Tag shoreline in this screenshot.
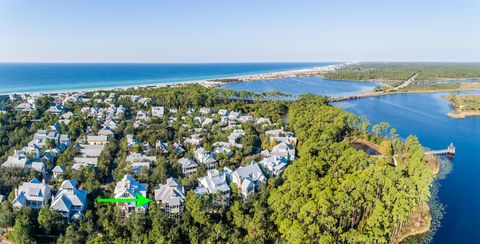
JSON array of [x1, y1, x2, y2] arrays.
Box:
[[447, 111, 480, 118], [0, 63, 346, 96], [442, 94, 480, 118]]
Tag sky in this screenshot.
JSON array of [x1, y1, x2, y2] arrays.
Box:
[[0, 0, 479, 63]]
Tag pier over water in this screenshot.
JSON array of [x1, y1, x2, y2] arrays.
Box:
[[425, 143, 456, 156]]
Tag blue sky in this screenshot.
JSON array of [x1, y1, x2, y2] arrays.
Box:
[[0, 0, 479, 62]]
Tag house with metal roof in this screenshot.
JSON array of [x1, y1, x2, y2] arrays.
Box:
[[50, 180, 87, 220], [178, 157, 198, 177], [12, 178, 52, 210], [114, 174, 148, 218], [194, 147, 217, 170], [194, 169, 231, 206], [154, 178, 185, 216], [231, 163, 266, 198]]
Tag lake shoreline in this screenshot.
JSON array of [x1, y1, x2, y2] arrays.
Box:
[[442, 94, 480, 118]]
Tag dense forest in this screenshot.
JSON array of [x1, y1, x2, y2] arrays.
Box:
[[324, 63, 480, 81], [0, 85, 434, 243]]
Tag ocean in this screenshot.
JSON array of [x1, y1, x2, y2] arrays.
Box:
[[0, 62, 335, 94]]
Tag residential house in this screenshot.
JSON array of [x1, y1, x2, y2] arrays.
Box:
[[228, 111, 241, 120], [72, 157, 98, 171], [231, 163, 266, 198], [87, 135, 110, 145], [154, 178, 185, 216], [259, 155, 289, 176], [199, 107, 211, 115], [15, 102, 36, 112], [48, 104, 65, 114], [114, 175, 148, 218], [238, 115, 253, 123], [12, 178, 52, 210], [212, 142, 234, 157], [126, 135, 141, 150], [173, 143, 186, 155], [80, 144, 105, 158], [98, 127, 115, 137], [2, 153, 29, 168], [59, 111, 74, 125], [202, 118, 214, 127], [126, 152, 156, 175], [152, 106, 165, 117], [271, 142, 296, 161], [185, 134, 203, 147], [255, 117, 272, 125], [194, 169, 231, 206], [136, 110, 151, 121], [217, 109, 229, 116], [228, 129, 245, 145], [155, 139, 169, 154], [178, 157, 198, 177], [52, 165, 66, 179], [194, 147, 217, 170], [50, 180, 87, 220]]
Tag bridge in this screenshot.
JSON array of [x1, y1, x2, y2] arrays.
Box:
[[425, 143, 456, 156], [330, 92, 380, 102], [330, 72, 419, 103]]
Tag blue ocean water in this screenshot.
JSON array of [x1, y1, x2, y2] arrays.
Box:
[[0, 62, 335, 94]]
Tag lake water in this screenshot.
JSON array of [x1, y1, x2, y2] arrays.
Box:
[[222, 76, 379, 97], [337, 92, 480, 243], [0, 62, 335, 94], [225, 77, 480, 243]]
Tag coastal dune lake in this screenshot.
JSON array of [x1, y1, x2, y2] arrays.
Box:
[[337, 92, 480, 243], [226, 77, 480, 243], [221, 76, 379, 97]]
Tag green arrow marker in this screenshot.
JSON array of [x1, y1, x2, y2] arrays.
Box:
[[97, 192, 152, 208]]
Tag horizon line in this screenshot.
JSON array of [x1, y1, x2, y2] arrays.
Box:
[[0, 61, 479, 64]]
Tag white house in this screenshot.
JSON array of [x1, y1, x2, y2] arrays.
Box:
[[217, 109, 229, 116], [231, 163, 266, 198], [152, 106, 165, 117], [72, 157, 98, 171], [15, 102, 36, 112], [12, 178, 52, 210], [136, 110, 151, 121], [98, 127, 115, 136], [114, 175, 148, 218], [194, 169, 231, 206], [154, 178, 185, 216], [194, 147, 217, 170], [178, 157, 198, 177], [174, 142, 186, 154], [50, 180, 87, 220], [271, 142, 296, 161], [199, 107, 211, 115], [126, 152, 156, 175], [52, 165, 66, 179], [259, 155, 289, 176], [87, 135, 110, 145], [185, 134, 203, 147]]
